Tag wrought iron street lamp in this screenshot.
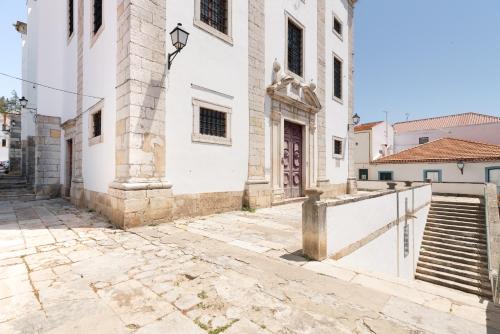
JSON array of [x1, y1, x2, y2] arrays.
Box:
[[168, 23, 190, 70], [457, 161, 465, 175], [352, 113, 361, 126], [19, 96, 38, 123]]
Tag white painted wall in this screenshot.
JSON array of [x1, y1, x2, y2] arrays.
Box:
[[324, 0, 350, 184], [326, 185, 432, 280], [394, 122, 500, 153], [354, 122, 394, 179], [368, 161, 500, 184], [165, 0, 249, 195]]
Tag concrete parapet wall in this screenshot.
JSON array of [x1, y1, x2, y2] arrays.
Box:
[[485, 183, 500, 304], [302, 185, 432, 280]]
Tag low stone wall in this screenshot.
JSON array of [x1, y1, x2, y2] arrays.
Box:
[[173, 191, 243, 220], [358, 180, 484, 196], [485, 183, 500, 304], [303, 185, 432, 280]]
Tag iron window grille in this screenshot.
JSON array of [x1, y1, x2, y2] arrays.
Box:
[[287, 20, 303, 77], [200, 108, 226, 137], [200, 0, 228, 34], [333, 56, 342, 100], [333, 16, 342, 36], [68, 0, 74, 37], [93, 0, 103, 35], [92, 111, 102, 138], [334, 139, 343, 155]]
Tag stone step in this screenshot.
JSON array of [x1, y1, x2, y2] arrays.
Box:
[[432, 201, 484, 208], [421, 239, 487, 255], [423, 234, 486, 249], [424, 230, 486, 244], [426, 222, 486, 239], [419, 249, 487, 267], [416, 265, 491, 288], [429, 207, 484, 217], [426, 221, 486, 234], [427, 216, 485, 228], [417, 260, 488, 281], [417, 255, 489, 276], [415, 272, 492, 298], [428, 212, 485, 223], [421, 244, 488, 261]]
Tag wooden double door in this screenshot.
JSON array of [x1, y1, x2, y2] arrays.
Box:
[[283, 121, 303, 199]]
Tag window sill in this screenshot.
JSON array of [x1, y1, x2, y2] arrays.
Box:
[[285, 69, 305, 83], [90, 25, 104, 49], [193, 19, 233, 46], [333, 30, 343, 41], [192, 133, 231, 146], [67, 32, 75, 46], [89, 135, 103, 146], [333, 95, 344, 105]]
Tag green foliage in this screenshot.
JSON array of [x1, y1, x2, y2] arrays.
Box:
[[0, 90, 21, 114]]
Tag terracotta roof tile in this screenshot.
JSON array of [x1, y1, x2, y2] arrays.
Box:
[[393, 112, 500, 133], [372, 138, 500, 164], [354, 121, 383, 132]]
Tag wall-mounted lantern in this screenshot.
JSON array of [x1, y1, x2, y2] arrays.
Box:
[[168, 23, 190, 70], [352, 113, 361, 126], [457, 161, 465, 175], [19, 96, 38, 123]]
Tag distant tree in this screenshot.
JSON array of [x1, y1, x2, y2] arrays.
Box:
[[6, 90, 20, 114], [0, 97, 6, 114]]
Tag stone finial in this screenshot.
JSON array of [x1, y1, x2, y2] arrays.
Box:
[[272, 59, 281, 85], [387, 182, 397, 190], [404, 181, 413, 187], [309, 80, 316, 92], [305, 188, 324, 202]]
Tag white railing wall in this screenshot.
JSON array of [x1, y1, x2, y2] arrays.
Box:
[[302, 185, 432, 280]]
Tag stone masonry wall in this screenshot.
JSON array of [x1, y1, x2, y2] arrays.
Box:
[[9, 114, 22, 176], [35, 115, 61, 198]]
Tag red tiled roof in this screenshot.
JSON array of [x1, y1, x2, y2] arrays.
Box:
[[354, 121, 383, 132], [393, 112, 500, 133], [372, 138, 500, 164]]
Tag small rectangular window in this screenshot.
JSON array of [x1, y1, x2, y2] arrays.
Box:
[[1, 139, 6, 147], [333, 16, 342, 37], [334, 139, 342, 155], [92, 110, 102, 138], [419, 137, 429, 144], [93, 0, 103, 35], [379, 172, 393, 181], [200, 108, 226, 137], [287, 19, 303, 77], [359, 169, 368, 180], [200, 0, 228, 34], [68, 0, 74, 37], [333, 56, 343, 100]]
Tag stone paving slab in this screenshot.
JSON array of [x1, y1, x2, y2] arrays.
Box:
[[0, 198, 498, 334]]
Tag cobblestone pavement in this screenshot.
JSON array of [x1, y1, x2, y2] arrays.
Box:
[[0, 199, 498, 334]]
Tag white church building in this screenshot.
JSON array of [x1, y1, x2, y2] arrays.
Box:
[[18, 0, 357, 228]]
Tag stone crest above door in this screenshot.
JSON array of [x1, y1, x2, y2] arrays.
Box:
[[267, 60, 322, 114]]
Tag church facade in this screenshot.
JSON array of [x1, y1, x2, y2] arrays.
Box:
[[20, 0, 357, 228]]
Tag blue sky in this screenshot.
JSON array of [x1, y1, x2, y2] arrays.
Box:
[[0, 0, 25, 99], [0, 1, 499, 123]]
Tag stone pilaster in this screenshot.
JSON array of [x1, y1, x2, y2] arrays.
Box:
[[316, 0, 329, 189], [71, 0, 85, 207], [109, 0, 172, 229], [244, 0, 271, 208], [8, 114, 22, 176], [346, 1, 357, 194]]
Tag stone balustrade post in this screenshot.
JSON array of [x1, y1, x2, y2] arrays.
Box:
[[302, 188, 327, 261]]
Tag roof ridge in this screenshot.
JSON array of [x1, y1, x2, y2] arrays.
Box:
[[393, 112, 500, 126]]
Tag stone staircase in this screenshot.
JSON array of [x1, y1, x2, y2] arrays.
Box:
[[416, 199, 492, 299], [0, 175, 36, 201]]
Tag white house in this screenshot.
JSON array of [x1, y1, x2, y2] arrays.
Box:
[[353, 121, 394, 180], [369, 138, 500, 194], [393, 112, 500, 153], [19, 0, 358, 228]]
